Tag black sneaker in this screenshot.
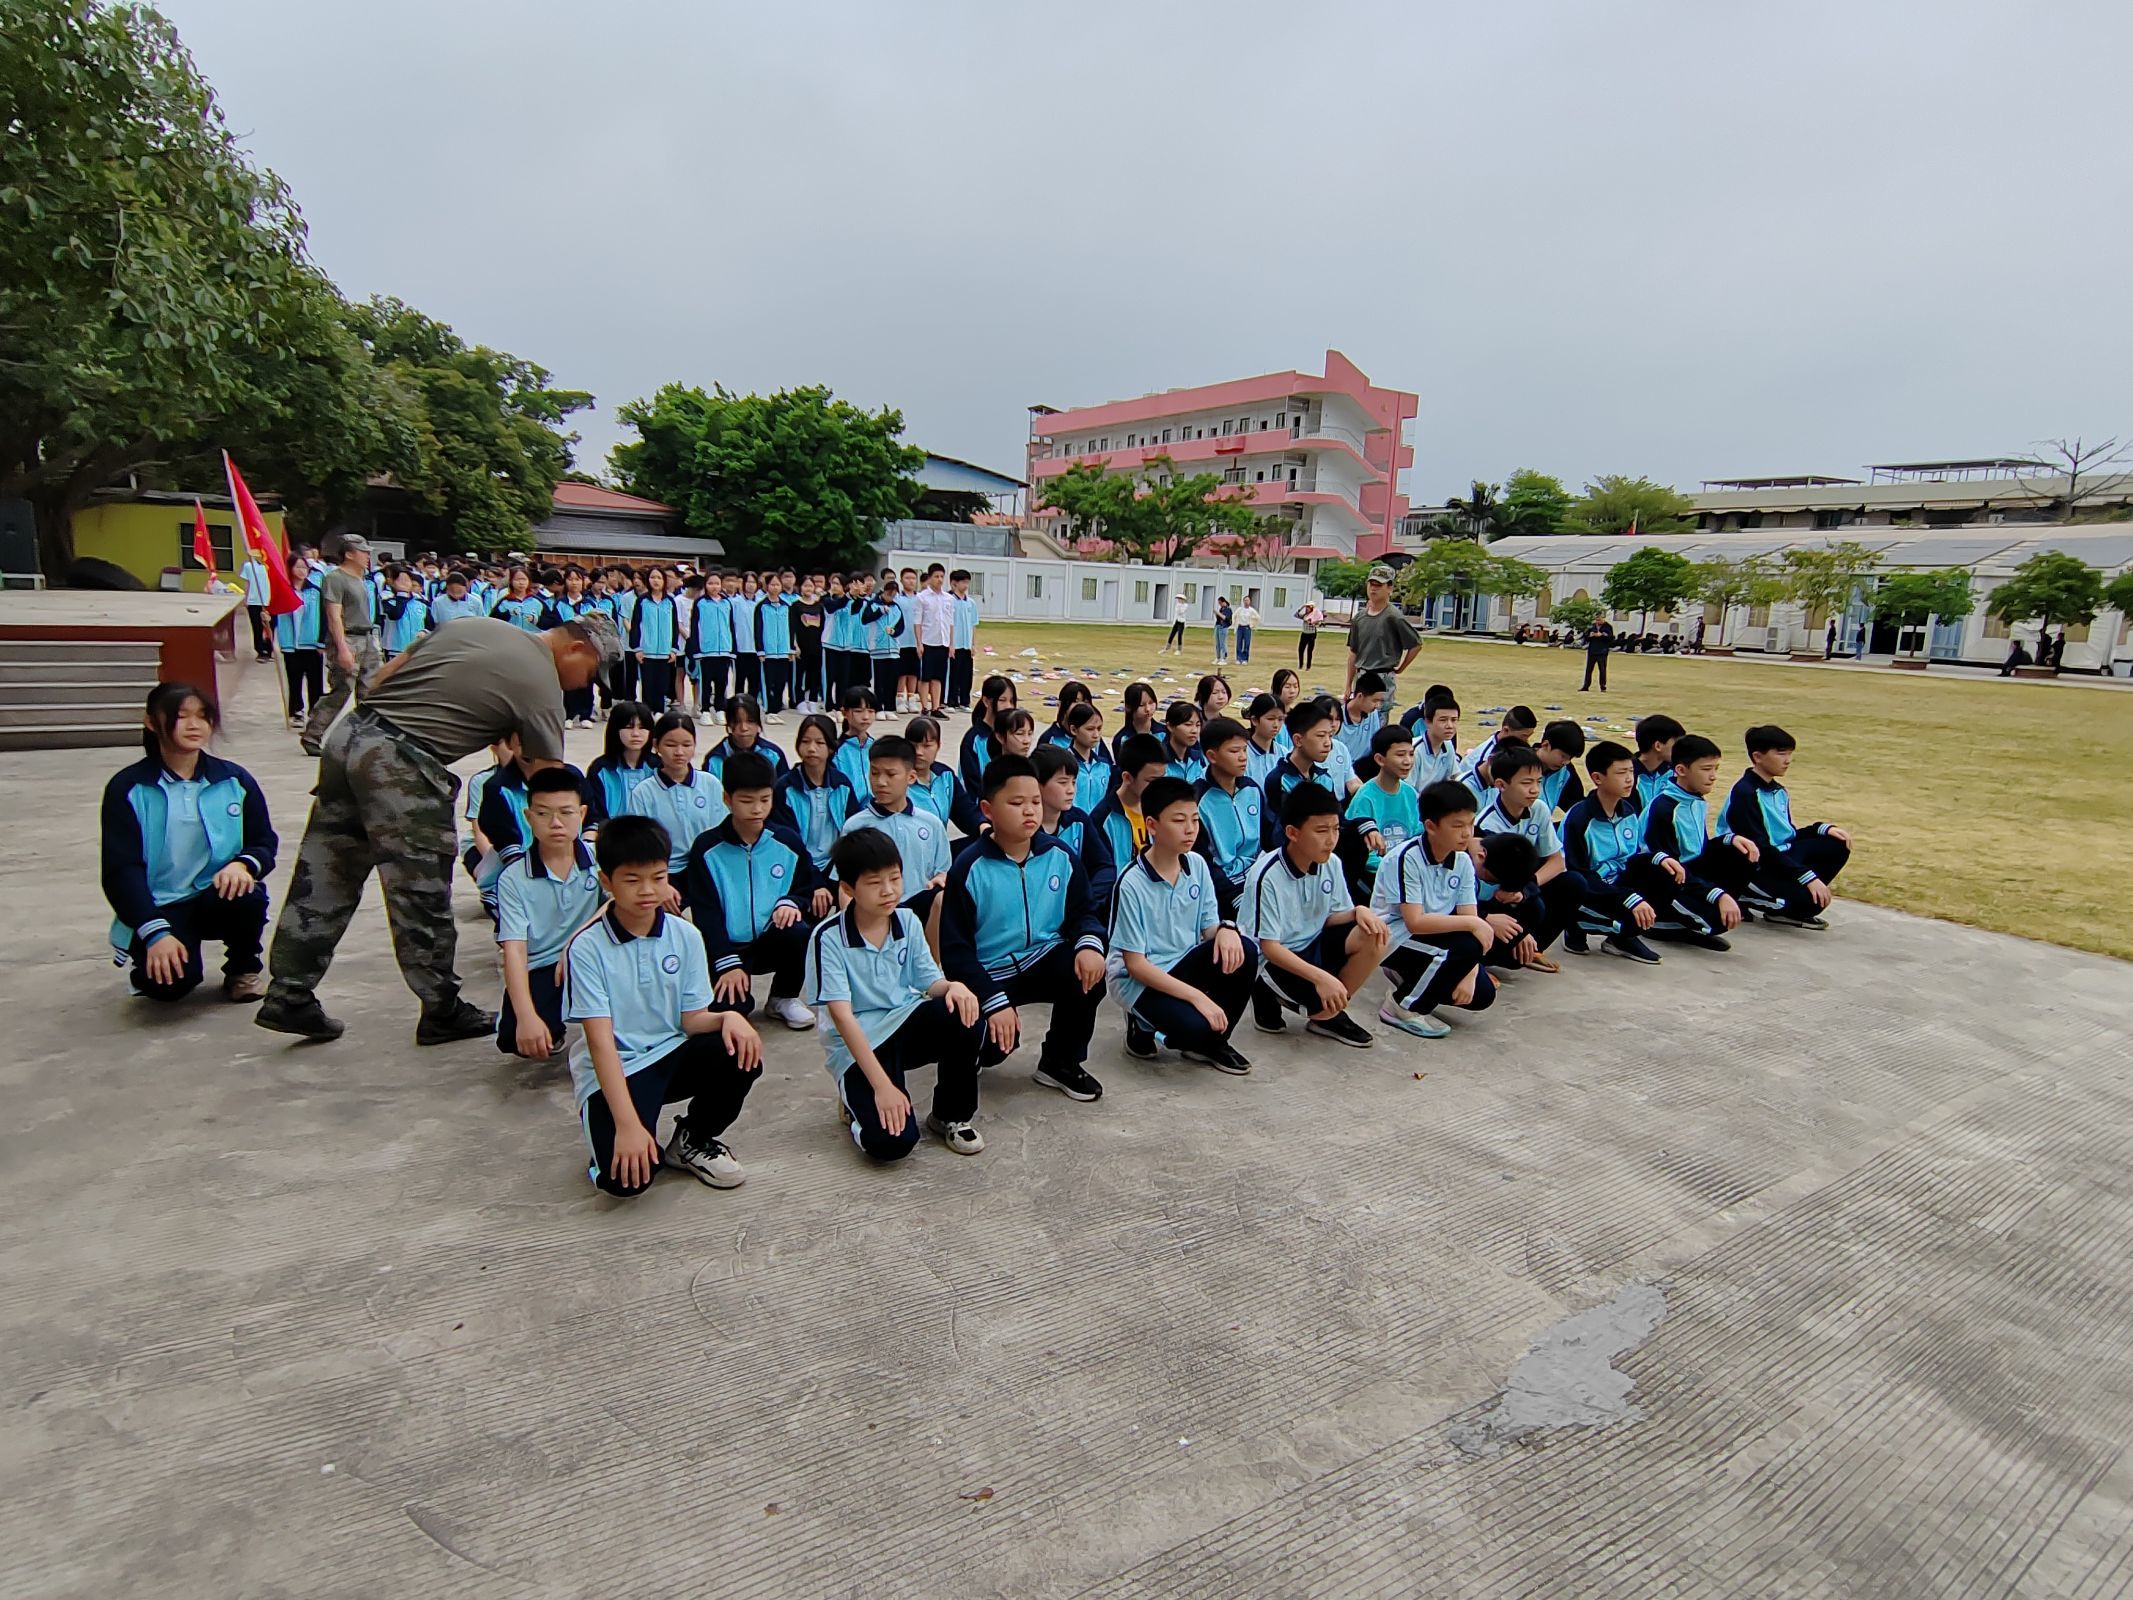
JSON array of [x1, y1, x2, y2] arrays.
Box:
[[254, 995, 345, 1041], [1181, 1040, 1251, 1075], [1762, 910, 1829, 930], [416, 998, 499, 1046], [1034, 1062, 1104, 1101], [1602, 932, 1663, 965], [1251, 993, 1288, 1034], [1305, 1011, 1375, 1049], [1124, 1017, 1159, 1060], [1687, 931, 1732, 952], [1563, 928, 1590, 955]]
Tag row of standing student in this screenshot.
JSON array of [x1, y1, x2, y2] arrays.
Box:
[[457, 669, 1848, 1196]]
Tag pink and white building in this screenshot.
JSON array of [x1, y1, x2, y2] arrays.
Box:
[[1026, 349, 1418, 566]]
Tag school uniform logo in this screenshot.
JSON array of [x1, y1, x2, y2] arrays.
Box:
[[661, 953, 681, 974], [1188, 883, 1201, 900], [694, 794, 708, 808], [916, 825, 932, 841], [1322, 879, 1335, 894], [583, 878, 598, 891], [1048, 874, 1062, 892], [770, 863, 786, 878], [227, 801, 244, 816]]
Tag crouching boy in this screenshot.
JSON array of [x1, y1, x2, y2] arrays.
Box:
[[1720, 724, 1852, 929], [1371, 780, 1499, 1039], [496, 766, 602, 1058], [564, 816, 765, 1196], [682, 751, 819, 1028], [806, 828, 984, 1158], [1239, 783, 1391, 1047]]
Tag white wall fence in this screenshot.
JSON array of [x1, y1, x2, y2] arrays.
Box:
[[880, 549, 1322, 629]]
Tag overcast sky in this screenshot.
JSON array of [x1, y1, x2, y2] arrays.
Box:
[[164, 0, 2133, 503]]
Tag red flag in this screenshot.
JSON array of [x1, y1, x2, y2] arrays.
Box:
[[191, 500, 218, 582], [223, 451, 304, 616], [1625, 512, 1639, 538]]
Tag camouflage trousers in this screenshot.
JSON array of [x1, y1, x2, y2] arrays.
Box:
[[301, 631, 382, 754], [267, 709, 463, 1009]]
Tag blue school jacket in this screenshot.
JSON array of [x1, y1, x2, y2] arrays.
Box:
[[1192, 776, 1270, 908], [630, 595, 679, 657], [911, 764, 983, 838], [681, 819, 814, 967], [690, 595, 735, 657], [490, 594, 547, 632], [272, 572, 323, 650], [701, 736, 790, 787], [773, 766, 860, 870], [1643, 777, 1712, 864], [101, 752, 277, 957], [585, 755, 655, 827], [380, 591, 430, 653], [755, 596, 793, 656], [1561, 792, 1668, 898], [1045, 805, 1118, 920], [939, 833, 1104, 1013]]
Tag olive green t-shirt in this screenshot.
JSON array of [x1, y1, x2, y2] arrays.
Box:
[[321, 567, 375, 634], [360, 617, 566, 762]]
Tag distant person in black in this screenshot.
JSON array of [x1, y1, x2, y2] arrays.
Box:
[[1580, 620, 1614, 692]]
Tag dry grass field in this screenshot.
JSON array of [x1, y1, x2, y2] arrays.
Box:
[[966, 623, 2133, 962]]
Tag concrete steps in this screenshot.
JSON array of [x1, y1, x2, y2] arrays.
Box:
[[0, 639, 160, 750]]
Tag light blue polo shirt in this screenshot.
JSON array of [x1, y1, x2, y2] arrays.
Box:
[[622, 767, 729, 873], [495, 840, 604, 967], [832, 732, 874, 796], [1411, 732, 1461, 791], [563, 908, 713, 1113], [1334, 708, 1383, 765], [1474, 792, 1561, 901], [152, 770, 214, 907], [1371, 835, 1478, 957], [1245, 739, 1286, 790], [1238, 847, 1352, 952], [839, 799, 949, 894], [1106, 851, 1220, 1012], [804, 907, 944, 1083]]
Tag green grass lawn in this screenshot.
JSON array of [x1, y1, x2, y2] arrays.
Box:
[[970, 623, 2133, 962]]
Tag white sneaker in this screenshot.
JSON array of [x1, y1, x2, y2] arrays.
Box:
[[768, 996, 815, 1030], [925, 1113, 985, 1155], [663, 1126, 746, 1187], [698, 710, 715, 725], [765, 713, 785, 726], [1378, 1001, 1450, 1039]]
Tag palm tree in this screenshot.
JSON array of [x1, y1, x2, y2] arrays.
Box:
[[1444, 480, 1504, 542]]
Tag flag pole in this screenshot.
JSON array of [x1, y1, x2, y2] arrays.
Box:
[[225, 451, 293, 727]]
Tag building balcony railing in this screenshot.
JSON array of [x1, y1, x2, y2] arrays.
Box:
[[1030, 428, 1382, 484]]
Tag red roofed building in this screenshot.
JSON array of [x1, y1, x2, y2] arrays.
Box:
[[1026, 350, 1417, 565], [531, 481, 722, 566]]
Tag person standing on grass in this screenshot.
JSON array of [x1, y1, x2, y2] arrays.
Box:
[[1235, 597, 1259, 664], [1581, 618, 1614, 692], [1343, 565, 1422, 718], [301, 535, 380, 756], [1295, 598, 1323, 670], [1213, 595, 1233, 663], [256, 614, 616, 1046], [1163, 593, 1190, 655]]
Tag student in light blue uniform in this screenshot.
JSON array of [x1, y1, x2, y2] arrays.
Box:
[[681, 752, 817, 1028], [494, 767, 604, 1059], [1345, 722, 1423, 898], [1243, 694, 1288, 790], [1239, 782, 1388, 1046], [272, 557, 325, 724], [804, 828, 984, 1160], [238, 552, 275, 660], [1333, 672, 1388, 775], [728, 576, 763, 708], [831, 686, 878, 795], [425, 572, 486, 630], [379, 567, 431, 659], [585, 701, 657, 828], [629, 570, 682, 712], [1473, 744, 1579, 965], [774, 714, 859, 903], [699, 694, 789, 786], [563, 816, 764, 1196], [1105, 776, 1260, 1072], [101, 683, 277, 1002], [1191, 717, 1269, 918], [1035, 745, 1119, 922], [903, 715, 983, 838], [690, 576, 736, 717], [622, 711, 728, 875], [837, 735, 950, 924], [489, 569, 547, 632], [1559, 741, 1682, 964], [1372, 779, 1499, 1038], [1718, 724, 1850, 927], [755, 577, 795, 715], [946, 571, 980, 709]]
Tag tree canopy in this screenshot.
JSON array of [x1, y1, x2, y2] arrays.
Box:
[[1690, 554, 1786, 644], [1601, 545, 1698, 625], [1984, 550, 2106, 631], [1565, 475, 1695, 538], [1871, 571, 1973, 656], [2104, 570, 2133, 622], [1500, 469, 1573, 538], [1316, 557, 1373, 601], [611, 382, 926, 571], [1781, 541, 1883, 625], [2, 1, 591, 572], [1550, 596, 1604, 635], [1397, 539, 1548, 619], [1032, 454, 1257, 567]]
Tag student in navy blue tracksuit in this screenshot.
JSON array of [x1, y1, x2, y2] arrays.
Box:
[[681, 753, 818, 1029], [1718, 724, 1852, 927], [101, 683, 277, 1002]]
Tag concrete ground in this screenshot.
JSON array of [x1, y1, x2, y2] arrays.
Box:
[[6, 662, 2132, 1599]]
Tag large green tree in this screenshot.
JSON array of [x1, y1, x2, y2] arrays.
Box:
[[1034, 453, 1255, 567], [352, 297, 590, 554], [1499, 468, 1573, 538], [612, 382, 925, 569], [1985, 550, 2106, 634], [2, 0, 315, 575], [1315, 557, 1373, 601], [2104, 569, 2133, 623], [1565, 474, 1695, 538], [1690, 554, 1785, 645], [1397, 539, 1548, 624], [1441, 480, 1505, 542], [1871, 570, 1973, 659], [1781, 541, 1883, 634], [1601, 545, 1698, 629]]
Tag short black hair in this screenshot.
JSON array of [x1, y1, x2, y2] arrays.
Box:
[[1502, 704, 1538, 732], [525, 765, 586, 800], [831, 826, 902, 884], [1477, 831, 1539, 887], [1118, 733, 1169, 778], [1421, 687, 1459, 718], [903, 715, 942, 746], [1352, 670, 1388, 698], [1540, 718, 1585, 756], [839, 685, 876, 713], [1746, 723, 1797, 756], [994, 707, 1036, 738], [1371, 723, 1413, 757], [1139, 775, 1197, 821], [1245, 692, 1280, 722], [1281, 781, 1341, 828], [1489, 745, 1544, 783], [1201, 716, 1247, 752], [981, 752, 1040, 799], [725, 693, 762, 730], [1031, 745, 1080, 785], [1634, 713, 1686, 753], [869, 735, 916, 769], [1419, 779, 1479, 823], [721, 751, 776, 795], [1165, 700, 1202, 728], [651, 710, 696, 745], [1670, 733, 1722, 768], [1587, 739, 1634, 776], [595, 815, 670, 874], [1285, 698, 1337, 738]]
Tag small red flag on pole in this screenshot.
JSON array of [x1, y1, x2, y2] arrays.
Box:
[[191, 500, 219, 583], [1625, 512, 1639, 538], [223, 451, 304, 616]]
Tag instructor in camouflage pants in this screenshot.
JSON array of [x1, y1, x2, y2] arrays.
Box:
[[258, 614, 616, 1044]]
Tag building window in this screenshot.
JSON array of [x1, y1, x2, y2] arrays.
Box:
[[1275, 412, 1285, 427], [180, 520, 236, 572], [1259, 419, 1269, 430], [1081, 577, 1098, 602], [1288, 467, 1299, 485], [1161, 428, 1172, 444], [1221, 421, 1233, 436], [1183, 583, 1198, 602], [1134, 579, 1150, 604], [1534, 589, 1552, 618], [1273, 586, 1289, 608], [969, 572, 987, 598], [1747, 603, 1771, 628], [1027, 574, 1043, 600], [1255, 470, 1266, 482]]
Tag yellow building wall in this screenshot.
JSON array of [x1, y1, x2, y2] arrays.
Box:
[[72, 502, 289, 591]]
